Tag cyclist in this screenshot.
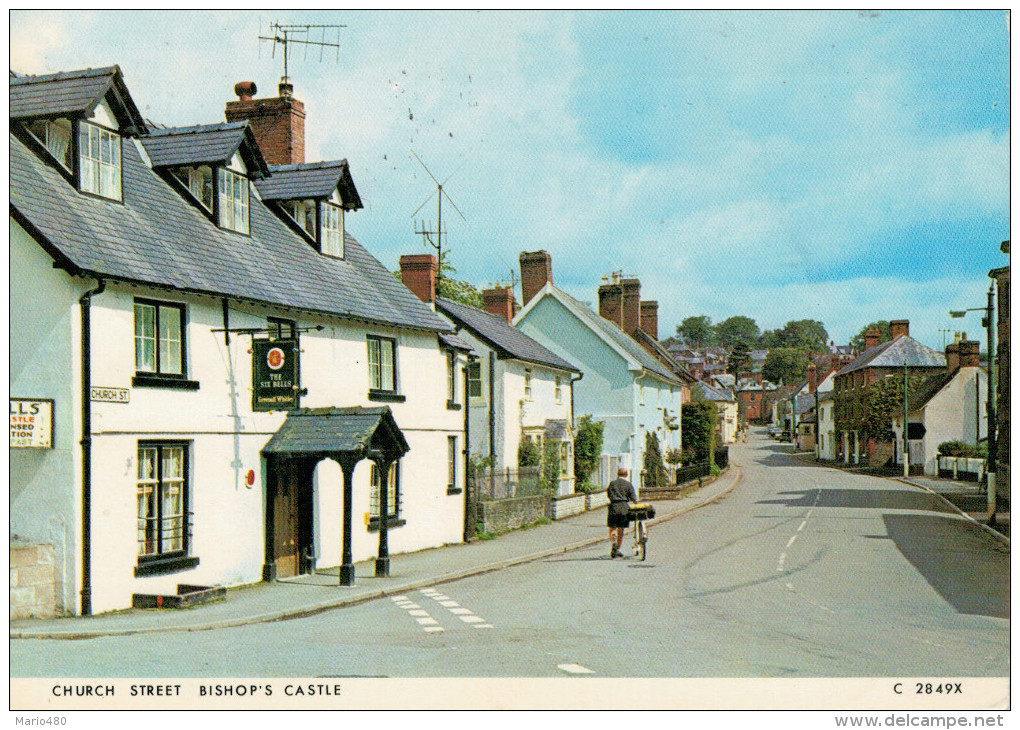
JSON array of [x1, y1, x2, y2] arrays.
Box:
[[607, 467, 637, 558]]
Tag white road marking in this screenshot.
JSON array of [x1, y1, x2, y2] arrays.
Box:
[[408, 610, 430, 617], [439, 600, 460, 607], [421, 590, 495, 629], [786, 534, 798, 548], [416, 617, 439, 625], [474, 624, 494, 629], [448, 607, 473, 615], [423, 626, 445, 633], [558, 663, 595, 674], [459, 615, 485, 623]]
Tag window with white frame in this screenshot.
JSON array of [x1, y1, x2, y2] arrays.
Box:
[[369, 462, 400, 520], [447, 352, 457, 404], [27, 118, 73, 171], [134, 299, 185, 377], [79, 121, 121, 200], [524, 368, 533, 399], [321, 202, 344, 257], [367, 335, 397, 393], [217, 167, 249, 234], [137, 442, 189, 560], [555, 376, 563, 404]]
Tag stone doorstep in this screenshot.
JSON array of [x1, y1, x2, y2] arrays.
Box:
[[131, 584, 227, 610]]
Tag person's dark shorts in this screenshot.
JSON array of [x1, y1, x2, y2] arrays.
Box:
[[607, 502, 630, 528]]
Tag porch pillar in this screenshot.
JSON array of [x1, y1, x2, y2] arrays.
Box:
[[373, 456, 393, 577], [339, 456, 358, 586]]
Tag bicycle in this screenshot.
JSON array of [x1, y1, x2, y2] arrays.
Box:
[[627, 503, 655, 560]]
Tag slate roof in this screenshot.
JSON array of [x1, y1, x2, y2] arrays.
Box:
[[140, 122, 269, 178], [543, 419, 571, 439], [632, 329, 698, 384], [539, 288, 686, 386], [693, 381, 735, 402], [436, 297, 579, 373], [262, 406, 409, 459], [256, 161, 364, 210], [10, 66, 146, 132], [438, 331, 474, 353], [10, 129, 451, 334], [836, 336, 945, 376]]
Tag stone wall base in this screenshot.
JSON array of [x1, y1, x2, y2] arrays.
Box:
[[10, 543, 56, 620]]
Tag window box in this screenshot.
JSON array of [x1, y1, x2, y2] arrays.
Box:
[[368, 390, 406, 403], [134, 555, 200, 578], [132, 374, 200, 390], [367, 517, 407, 533]]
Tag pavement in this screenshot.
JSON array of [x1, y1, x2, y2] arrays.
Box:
[[10, 465, 742, 640]]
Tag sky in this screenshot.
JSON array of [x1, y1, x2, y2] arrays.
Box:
[[9, 9, 1010, 349]]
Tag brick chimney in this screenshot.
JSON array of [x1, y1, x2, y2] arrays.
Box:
[[945, 341, 960, 374], [225, 79, 306, 165], [598, 278, 623, 328], [621, 279, 641, 335], [890, 319, 910, 339], [864, 327, 881, 351], [399, 254, 437, 305], [640, 301, 659, 340], [807, 362, 818, 393], [959, 339, 980, 369], [519, 250, 553, 307], [482, 287, 515, 324]]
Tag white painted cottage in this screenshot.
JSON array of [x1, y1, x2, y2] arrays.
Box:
[[513, 252, 691, 488], [10, 66, 470, 616]]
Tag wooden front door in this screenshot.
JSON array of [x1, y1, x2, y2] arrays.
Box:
[[272, 458, 303, 578]]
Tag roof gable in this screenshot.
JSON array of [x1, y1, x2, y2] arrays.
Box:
[[10, 65, 146, 134], [436, 296, 579, 373], [518, 284, 685, 386], [141, 122, 270, 178], [836, 336, 945, 376], [256, 161, 364, 210]]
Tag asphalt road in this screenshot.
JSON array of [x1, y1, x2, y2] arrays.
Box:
[[11, 432, 1009, 678]]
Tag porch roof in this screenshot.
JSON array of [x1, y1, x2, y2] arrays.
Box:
[[262, 406, 409, 462]]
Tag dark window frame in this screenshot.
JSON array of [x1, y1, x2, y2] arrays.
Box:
[[135, 440, 199, 577], [367, 335, 403, 401], [368, 461, 403, 530], [132, 298, 200, 390]]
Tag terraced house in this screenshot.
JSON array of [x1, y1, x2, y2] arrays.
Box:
[[10, 66, 470, 616]]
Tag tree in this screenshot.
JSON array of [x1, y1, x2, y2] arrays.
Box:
[[727, 341, 751, 376], [714, 316, 760, 348], [849, 321, 892, 352], [757, 329, 784, 349], [779, 320, 829, 352], [676, 315, 715, 347], [573, 415, 605, 486], [642, 432, 669, 488], [681, 400, 717, 464], [762, 347, 810, 385]]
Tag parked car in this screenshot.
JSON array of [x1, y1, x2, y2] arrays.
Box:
[[767, 425, 782, 438], [779, 430, 792, 442]]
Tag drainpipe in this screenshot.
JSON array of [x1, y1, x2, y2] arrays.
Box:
[[79, 277, 105, 616], [463, 355, 476, 542], [488, 352, 496, 465]]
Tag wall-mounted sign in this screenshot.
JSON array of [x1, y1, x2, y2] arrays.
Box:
[[90, 387, 130, 403], [252, 339, 299, 412], [10, 399, 54, 449]]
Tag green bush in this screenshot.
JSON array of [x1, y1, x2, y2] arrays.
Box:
[[573, 415, 605, 483], [541, 439, 561, 493], [518, 438, 541, 467], [937, 440, 987, 458], [682, 400, 717, 464], [575, 481, 600, 493]]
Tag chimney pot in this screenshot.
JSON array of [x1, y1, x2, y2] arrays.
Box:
[[621, 279, 641, 336], [234, 81, 258, 101], [864, 327, 881, 351], [640, 301, 659, 340]]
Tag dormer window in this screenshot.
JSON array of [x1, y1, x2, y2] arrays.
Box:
[[283, 199, 317, 238], [172, 166, 214, 212], [217, 167, 249, 234], [26, 118, 73, 171], [79, 121, 122, 201], [322, 201, 344, 258]]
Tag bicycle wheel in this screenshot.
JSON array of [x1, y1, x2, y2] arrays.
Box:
[[636, 521, 647, 561]]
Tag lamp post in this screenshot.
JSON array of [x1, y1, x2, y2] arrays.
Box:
[[949, 281, 997, 525], [903, 360, 910, 478]]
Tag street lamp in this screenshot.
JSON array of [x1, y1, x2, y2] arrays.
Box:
[[948, 281, 997, 525]]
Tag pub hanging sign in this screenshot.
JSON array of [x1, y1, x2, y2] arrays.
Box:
[[252, 339, 300, 412]]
